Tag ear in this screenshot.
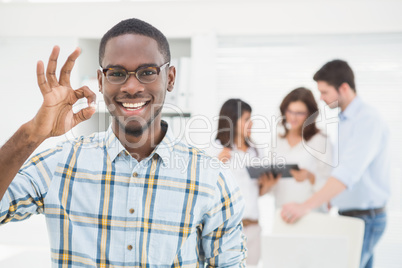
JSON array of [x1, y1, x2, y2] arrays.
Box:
[[338, 82, 350, 95], [167, 66, 176, 92], [97, 69, 103, 94]]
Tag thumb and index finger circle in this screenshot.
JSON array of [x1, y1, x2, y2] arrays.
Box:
[[72, 86, 97, 125]]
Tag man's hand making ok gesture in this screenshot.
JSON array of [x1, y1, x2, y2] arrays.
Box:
[[0, 46, 97, 199], [30, 45, 96, 141]]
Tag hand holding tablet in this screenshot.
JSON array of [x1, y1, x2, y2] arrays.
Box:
[[246, 164, 300, 179]]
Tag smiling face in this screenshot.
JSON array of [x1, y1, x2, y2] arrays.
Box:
[[285, 101, 309, 131], [97, 34, 175, 138]]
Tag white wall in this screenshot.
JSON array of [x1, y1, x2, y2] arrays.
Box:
[[1, 1, 402, 37]]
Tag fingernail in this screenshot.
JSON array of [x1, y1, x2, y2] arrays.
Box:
[[90, 101, 96, 109]]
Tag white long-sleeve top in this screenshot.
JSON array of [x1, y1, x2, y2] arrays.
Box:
[[270, 132, 333, 212]]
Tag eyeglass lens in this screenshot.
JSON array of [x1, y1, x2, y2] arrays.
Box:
[[106, 66, 159, 84], [286, 110, 308, 117]]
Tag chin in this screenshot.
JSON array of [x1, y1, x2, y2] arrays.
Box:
[[122, 115, 158, 138], [290, 123, 301, 129], [124, 128, 145, 137], [113, 118, 146, 137], [327, 102, 339, 109]]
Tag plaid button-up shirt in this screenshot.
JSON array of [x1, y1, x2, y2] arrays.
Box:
[[0, 124, 246, 267]]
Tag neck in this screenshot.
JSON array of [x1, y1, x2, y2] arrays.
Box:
[[340, 93, 357, 112], [234, 135, 248, 151], [288, 127, 302, 137], [112, 120, 165, 161]]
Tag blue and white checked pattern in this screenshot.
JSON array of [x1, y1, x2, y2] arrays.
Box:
[[0, 124, 246, 267]]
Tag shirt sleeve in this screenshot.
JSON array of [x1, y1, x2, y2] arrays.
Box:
[[331, 116, 387, 189], [201, 168, 247, 267], [0, 145, 63, 224]]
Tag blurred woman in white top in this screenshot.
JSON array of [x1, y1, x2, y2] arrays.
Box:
[[209, 98, 264, 266], [260, 87, 333, 212]]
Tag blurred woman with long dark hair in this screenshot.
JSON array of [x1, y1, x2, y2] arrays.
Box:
[[209, 98, 263, 266], [260, 87, 333, 212]]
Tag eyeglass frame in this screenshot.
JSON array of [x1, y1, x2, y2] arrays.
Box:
[[100, 62, 170, 85], [285, 109, 309, 117]]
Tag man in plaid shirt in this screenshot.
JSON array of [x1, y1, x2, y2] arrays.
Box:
[[0, 18, 246, 267]]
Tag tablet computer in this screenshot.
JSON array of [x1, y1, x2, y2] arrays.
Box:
[[246, 164, 300, 179]]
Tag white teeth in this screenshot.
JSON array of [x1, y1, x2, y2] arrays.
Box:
[[122, 102, 147, 109]]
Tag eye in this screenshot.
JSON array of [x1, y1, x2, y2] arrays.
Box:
[[138, 67, 157, 77], [107, 69, 126, 77]]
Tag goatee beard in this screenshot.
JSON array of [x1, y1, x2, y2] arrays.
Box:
[[119, 104, 163, 137]]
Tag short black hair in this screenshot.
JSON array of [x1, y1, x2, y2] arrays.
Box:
[[313, 59, 356, 92], [99, 18, 171, 66]]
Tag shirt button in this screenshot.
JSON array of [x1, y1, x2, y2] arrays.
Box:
[[127, 245, 133, 251], [133, 172, 138, 177], [129, 208, 135, 214]]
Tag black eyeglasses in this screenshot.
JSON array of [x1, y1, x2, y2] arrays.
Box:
[[100, 62, 170, 84]]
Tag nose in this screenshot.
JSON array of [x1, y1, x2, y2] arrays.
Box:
[[287, 114, 298, 124], [287, 112, 295, 119], [120, 74, 145, 95]]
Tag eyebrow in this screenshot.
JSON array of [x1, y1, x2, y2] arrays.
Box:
[[103, 63, 159, 70]]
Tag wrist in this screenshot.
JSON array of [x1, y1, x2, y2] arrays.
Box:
[[308, 172, 315, 184], [22, 121, 47, 146], [303, 198, 317, 212]]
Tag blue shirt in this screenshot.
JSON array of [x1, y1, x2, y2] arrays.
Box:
[[0, 123, 246, 267], [331, 97, 391, 211]]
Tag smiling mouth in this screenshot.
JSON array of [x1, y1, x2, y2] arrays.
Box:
[[120, 101, 150, 111]]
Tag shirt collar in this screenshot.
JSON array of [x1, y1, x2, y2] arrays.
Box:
[[339, 96, 361, 121], [147, 121, 176, 167], [104, 126, 128, 162], [104, 121, 177, 166]]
